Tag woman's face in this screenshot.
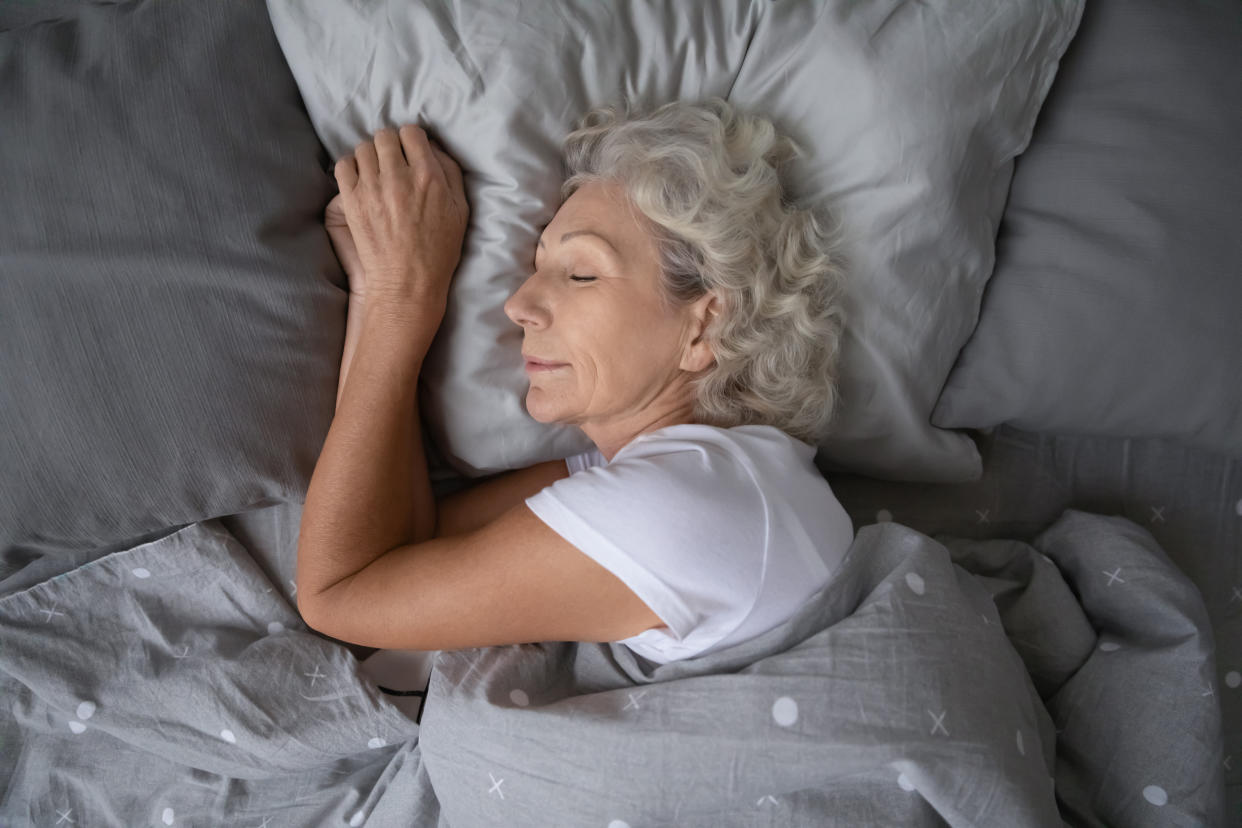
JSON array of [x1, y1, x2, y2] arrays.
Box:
[[503, 180, 715, 432]]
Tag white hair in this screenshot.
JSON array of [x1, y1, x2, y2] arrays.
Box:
[[560, 97, 848, 444]]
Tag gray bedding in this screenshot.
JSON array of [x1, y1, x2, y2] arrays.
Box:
[[1, 3, 1233, 825], [0, 506, 1223, 825]]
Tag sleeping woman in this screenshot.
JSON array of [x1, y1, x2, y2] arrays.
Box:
[[297, 97, 855, 667]]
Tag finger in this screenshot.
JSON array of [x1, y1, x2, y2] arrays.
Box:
[[430, 144, 468, 212], [324, 193, 347, 225], [333, 155, 359, 192], [398, 124, 440, 183], [354, 138, 379, 181], [373, 127, 406, 174]]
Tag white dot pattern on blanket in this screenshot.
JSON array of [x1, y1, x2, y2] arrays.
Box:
[[876, 509, 893, 523], [220, 729, 236, 744], [162, 807, 175, 825], [368, 737, 385, 749], [897, 773, 915, 792], [772, 696, 798, 727], [1235, 498, 1242, 516], [1226, 671, 1241, 689], [510, 689, 529, 707], [349, 810, 365, 826], [1142, 785, 1168, 806], [267, 621, 284, 635], [132, 567, 151, 579], [1099, 641, 1120, 652], [1016, 729, 1025, 756], [68, 702, 95, 733], [608, 821, 632, 828], [905, 572, 925, 595]]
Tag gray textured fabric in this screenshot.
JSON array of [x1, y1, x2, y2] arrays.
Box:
[[177, 424, 1242, 823], [0, 512, 1223, 825], [0, 0, 126, 31], [265, 0, 1084, 483], [827, 424, 1242, 821], [218, 421, 1242, 820], [933, 0, 1242, 454], [0, 1, 345, 555]]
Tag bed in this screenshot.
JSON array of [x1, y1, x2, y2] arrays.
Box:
[[1, 1, 1237, 825]]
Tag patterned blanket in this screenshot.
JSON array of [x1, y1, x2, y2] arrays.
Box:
[[0, 511, 1224, 825]]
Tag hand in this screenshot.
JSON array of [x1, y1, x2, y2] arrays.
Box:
[[325, 194, 368, 299], [333, 125, 469, 315]]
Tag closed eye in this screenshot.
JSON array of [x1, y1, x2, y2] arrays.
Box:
[[570, 275, 596, 282]]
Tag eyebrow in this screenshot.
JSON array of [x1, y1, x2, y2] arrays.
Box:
[[537, 229, 621, 258]]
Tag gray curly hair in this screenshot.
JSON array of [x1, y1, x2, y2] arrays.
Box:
[[560, 97, 847, 444]]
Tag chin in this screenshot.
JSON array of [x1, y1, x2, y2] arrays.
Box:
[[523, 389, 568, 424]]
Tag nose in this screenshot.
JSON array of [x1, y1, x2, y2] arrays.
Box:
[[503, 271, 550, 330]]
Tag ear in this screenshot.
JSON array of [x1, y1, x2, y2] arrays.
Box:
[[680, 291, 721, 374]]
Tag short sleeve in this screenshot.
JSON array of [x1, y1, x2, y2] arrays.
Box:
[[524, 441, 767, 647]]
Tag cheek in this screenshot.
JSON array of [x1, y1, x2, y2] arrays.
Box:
[[561, 295, 677, 396]]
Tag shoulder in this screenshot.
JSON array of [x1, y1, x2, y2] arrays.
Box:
[[604, 423, 815, 493], [615, 423, 814, 463], [524, 426, 779, 588], [541, 425, 770, 511]]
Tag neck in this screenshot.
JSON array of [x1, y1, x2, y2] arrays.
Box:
[[581, 399, 697, 463]]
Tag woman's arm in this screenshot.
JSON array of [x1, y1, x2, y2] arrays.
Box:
[[326, 191, 370, 412], [336, 291, 367, 412], [299, 124, 467, 604], [300, 302, 439, 601], [433, 458, 570, 538]]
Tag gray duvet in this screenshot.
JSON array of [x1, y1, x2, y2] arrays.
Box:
[[0, 511, 1224, 826]]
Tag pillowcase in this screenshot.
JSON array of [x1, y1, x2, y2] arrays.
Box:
[[726, 1, 1082, 482], [265, 0, 1084, 483], [932, 0, 1242, 455], [0, 1, 343, 554]]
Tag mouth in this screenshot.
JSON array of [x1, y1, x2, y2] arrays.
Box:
[[523, 356, 568, 373]]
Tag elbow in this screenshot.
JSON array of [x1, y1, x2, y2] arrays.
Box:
[[294, 570, 328, 632], [295, 574, 350, 638], [296, 592, 324, 632]]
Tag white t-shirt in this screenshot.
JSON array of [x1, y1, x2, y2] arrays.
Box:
[[524, 423, 854, 664]]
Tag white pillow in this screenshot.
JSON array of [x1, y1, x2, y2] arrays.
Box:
[[266, 0, 1083, 483]]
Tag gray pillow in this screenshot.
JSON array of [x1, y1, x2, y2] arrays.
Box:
[[933, 0, 1242, 455], [0, 1, 344, 554], [266, 0, 1084, 484], [0, 0, 121, 31]]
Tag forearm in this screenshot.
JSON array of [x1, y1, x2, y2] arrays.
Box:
[[299, 302, 441, 600], [336, 292, 367, 412]]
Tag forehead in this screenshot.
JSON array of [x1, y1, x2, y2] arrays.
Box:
[[556, 179, 627, 216], [543, 180, 657, 260]]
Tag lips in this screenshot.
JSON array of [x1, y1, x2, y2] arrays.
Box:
[[523, 354, 566, 366], [523, 355, 568, 372]]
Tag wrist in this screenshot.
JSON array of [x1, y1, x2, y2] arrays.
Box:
[[364, 285, 446, 325], [360, 299, 443, 354]]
